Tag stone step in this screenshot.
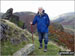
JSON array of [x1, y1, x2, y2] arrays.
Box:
[[13, 44, 35, 56]]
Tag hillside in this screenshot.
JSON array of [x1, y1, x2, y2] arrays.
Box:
[[49, 23, 74, 51], [0, 19, 33, 55], [53, 12, 75, 29], [0, 19, 69, 56], [14, 12, 37, 32], [0, 11, 37, 32], [0, 10, 74, 55], [51, 13, 74, 51]]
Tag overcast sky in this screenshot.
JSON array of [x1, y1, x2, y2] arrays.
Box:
[[1, 1, 74, 20]]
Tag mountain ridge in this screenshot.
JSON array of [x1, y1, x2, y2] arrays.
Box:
[[52, 12, 75, 30]]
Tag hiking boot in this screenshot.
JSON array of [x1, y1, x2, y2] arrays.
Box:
[[44, 48, 47, 52], [39, 46, 42, 49], [39, 43, 42, 49]]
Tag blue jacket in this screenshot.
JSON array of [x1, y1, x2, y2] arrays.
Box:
[[32, 10, 50, 33]]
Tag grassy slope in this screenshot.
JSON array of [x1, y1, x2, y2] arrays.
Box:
[[1, 19, 32, 55], [29, 36, 63, 56], [63, 26, 75, 32], [29, 35, 72, 56], [1, 19, 68, 56], [1, 40, 27, 55]]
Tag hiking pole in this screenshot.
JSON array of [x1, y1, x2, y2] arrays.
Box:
[[31, 24, 34, 44]]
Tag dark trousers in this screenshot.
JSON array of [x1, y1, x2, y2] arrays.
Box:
[[38, 32, 48, 49]]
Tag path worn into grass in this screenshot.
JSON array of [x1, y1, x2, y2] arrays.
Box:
[[29, 36, 62, 56]]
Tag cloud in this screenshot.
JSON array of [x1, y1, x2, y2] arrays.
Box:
[[1, 1, 74, 20]]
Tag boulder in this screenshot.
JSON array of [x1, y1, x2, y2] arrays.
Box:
[[1, 8, 26, 29], [13, 44, 35, 56], [0, 22, 8, 41], [0, 19, 29, 45]]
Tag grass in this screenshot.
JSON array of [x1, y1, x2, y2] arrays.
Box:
[[1, 40, 28, 55], [1, 34, 62, 56], [29, 37, 61, 56], [0, 19, 31, 55], [1, 33, 70, 56], [63, 25, 75, 30], [0, 19, 70, 56]]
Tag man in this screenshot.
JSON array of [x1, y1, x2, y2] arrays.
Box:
[[30, 7, 50, 52]]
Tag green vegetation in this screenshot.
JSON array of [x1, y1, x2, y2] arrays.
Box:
[[29, 37, 61, 56], [63, 25, 75, 30], [17, 20, 24, 28], [9, 18, 24, 28], [1, 35, 62, 56], [1, 19, 31, 55], [1, 40, 27, 55], [1, 19, 69, 56], [48, 34, 66, 48]]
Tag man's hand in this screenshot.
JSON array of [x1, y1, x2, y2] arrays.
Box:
[[30, 22, 32, 25]]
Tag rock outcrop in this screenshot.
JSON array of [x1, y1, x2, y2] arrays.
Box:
[[13, 44, 35, 56], [0, 19, 29, 45], [0, 19, 35, 55], [1, 8, 25, 29]]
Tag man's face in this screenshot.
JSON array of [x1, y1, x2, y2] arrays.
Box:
[[38, 8, 43, 14]]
